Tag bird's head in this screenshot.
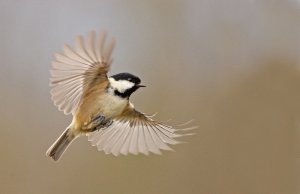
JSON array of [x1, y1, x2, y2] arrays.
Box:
[[108, 73, 146, 98]]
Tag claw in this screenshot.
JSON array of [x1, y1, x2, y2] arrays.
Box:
[[93, 119, 113, 131], [86, 114, 113, 132], [91, 115, 106, 126], [104, 120, 113, 128], [82, 114, 106, 131]]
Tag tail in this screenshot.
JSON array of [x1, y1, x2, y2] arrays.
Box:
[[46, 128, 75, 161]]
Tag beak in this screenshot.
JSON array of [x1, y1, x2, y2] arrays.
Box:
[[137, 84, 146, 88]]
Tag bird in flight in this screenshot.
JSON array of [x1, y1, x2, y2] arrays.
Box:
[[46, 30, 194, 161]]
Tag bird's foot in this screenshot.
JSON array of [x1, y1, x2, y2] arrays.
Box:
[[84, 114, 113, 132], [91, 115, 106, 126], [93, 119, 113, 132], [82, 114, 106, 131]]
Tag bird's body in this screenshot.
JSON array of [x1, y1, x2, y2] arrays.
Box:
[[74, 84, 127, 129], [46, 30, 194, 161]]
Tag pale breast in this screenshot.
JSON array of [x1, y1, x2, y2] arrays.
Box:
[[74, 92, 128, 128], [98, 93, 128, 118]]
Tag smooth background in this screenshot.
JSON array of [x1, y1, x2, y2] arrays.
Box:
[[0, 1, 299, 194]]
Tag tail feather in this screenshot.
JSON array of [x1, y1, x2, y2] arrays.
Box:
[[46, 128, 75, 161]]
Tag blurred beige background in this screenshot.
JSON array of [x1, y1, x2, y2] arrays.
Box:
[[0, 0, 299, 194]]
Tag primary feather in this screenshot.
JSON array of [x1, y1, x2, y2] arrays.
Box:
[[50, 30, 115, 115], [87, 107, 194, 156]]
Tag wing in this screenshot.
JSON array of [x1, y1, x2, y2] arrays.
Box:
[[50, 30, 116, 115], [87, 106, 195, 156]]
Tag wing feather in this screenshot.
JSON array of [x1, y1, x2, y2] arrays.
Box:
[[75, 35, 94, 63], [55, 53, 91, 68], [50, 30, 115, 115], [152, 124, 180, 145], [88, 108, 194, 156], [86, 31, 98, 62], [143, 124, 161, 154], [51, 61, 86, 71], [129, 127, 139, 155], [96, 124, 118, 151], [96, 31, 106, 61], [137, 120, 148, 155], [103, 124, 123, 154], [148, 125, 173, 151], [104, 38, 116, 62], [111, 122, 131, 156], [120, 126, 135, 155], [63, 44, 91, 65]]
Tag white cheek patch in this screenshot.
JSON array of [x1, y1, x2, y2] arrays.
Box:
[[108, 77, 135, 93]]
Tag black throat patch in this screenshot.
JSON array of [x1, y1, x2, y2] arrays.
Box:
[[113, 85, 139, 99]]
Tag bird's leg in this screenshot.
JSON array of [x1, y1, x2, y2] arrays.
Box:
[[91, 115, 106, 126], [83, 114, 113, 132], [93, 119, 113, 132], [103, 119, 113, 128], [82, 115, 106, 131]]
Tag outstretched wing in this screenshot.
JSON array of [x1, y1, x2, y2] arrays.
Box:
[[50, 31, 116, 115], [87, 106, 195, 156]]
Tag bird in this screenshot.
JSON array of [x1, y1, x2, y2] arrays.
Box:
[[46, 30, 194, 161]]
